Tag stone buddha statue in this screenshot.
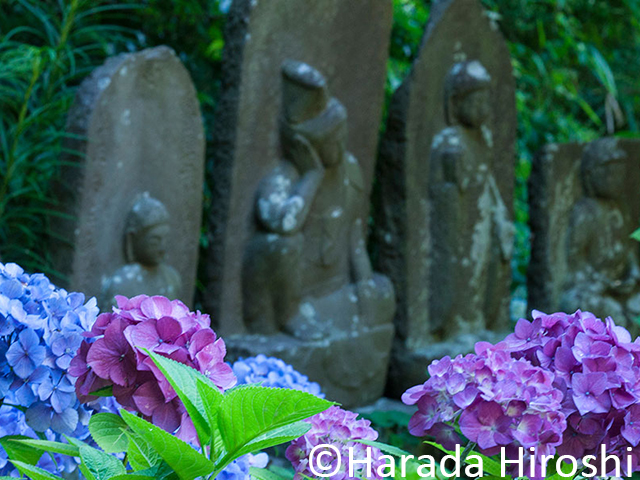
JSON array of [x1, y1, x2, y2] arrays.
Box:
[[428, 60, 513, 340], [242, 60, 395, 339], [561, 138, 640, 328], [100, 192, 182, 311]]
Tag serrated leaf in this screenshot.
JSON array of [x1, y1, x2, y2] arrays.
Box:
[[89, 413, 130, 453], [10, 460, 62, 480], [135, 462, 180, 480], [196, 379, 225, 461], [9, 439, 79, 457], [250, 467, 290, 480], [109, 476, 155, 480], [125, 431, 160, 471], [144, 349, 220, 448], [79, 445, 126, 480], [120, 410, 215, 480], [63, 435, 90, 448], [218, 386, 332, 461], [228, 421, 311, 461], [0, 435, 44, 465]]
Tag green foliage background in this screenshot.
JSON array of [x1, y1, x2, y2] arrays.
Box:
[[1, 0, 639, 299]]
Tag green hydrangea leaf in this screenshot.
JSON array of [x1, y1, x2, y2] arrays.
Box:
[[125, 431, 160, 471], [79, 445, 126, 480], [196, 379, 225, 461], [7, 438, 79, 457], [217, 386, 332, 462], [10, 461, 63, 480], [0, 435, 43, 465], [249, 466, 291, 480], [144, 349, 223, 448], [120, 409, 215, 480], [89, 413, 130, 453]]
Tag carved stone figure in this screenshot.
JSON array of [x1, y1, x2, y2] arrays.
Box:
[[371, 0, 516, 397], [100, 193, 182, 310], [243, 59, 395, 338], [232, 61, 395, 406], [560, 139, 640, 326], [528, 138, 640, 332], [429, 60, 513, 339]]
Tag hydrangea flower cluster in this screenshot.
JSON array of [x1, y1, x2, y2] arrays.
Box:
[[286, 405, 386, 480], [233, 354, 324, 397], [494, 310, 640, 470], [404, 310, 640, 478], [0, 262, 99, 434], [218, 453, 269, 480], [71, 294, 236, 443], [403, 347, 565, 466]]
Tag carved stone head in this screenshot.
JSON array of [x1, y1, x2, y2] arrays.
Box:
[[280, 60, 348, 167], [125, 193, 170, 266], [581, 138, 627, 200], [444, 60, 492, 128]]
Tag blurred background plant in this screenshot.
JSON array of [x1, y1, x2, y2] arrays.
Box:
[[1, 0, 639, 305], [0, 0, 137, 275]]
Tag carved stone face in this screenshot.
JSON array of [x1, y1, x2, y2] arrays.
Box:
[[130, 223, 170, 267], [588, 158, 626, 200], [454, 88, 491, 128]]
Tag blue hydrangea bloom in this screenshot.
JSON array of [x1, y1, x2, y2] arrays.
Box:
[[218, 453, 269, 480], [0, 262, 109, 433], [233, 354, 324, 397]]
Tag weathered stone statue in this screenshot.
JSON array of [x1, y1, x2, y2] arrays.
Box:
[[429, 60, 513, 340], [232, 60, 395, 406], [560, 139, 640, 326], [371, 0, 516, 397], [100, 193, 182, 310], [528, 137, 640, 331], [50, 46, 204, 307], [243, 59, 395, 337]]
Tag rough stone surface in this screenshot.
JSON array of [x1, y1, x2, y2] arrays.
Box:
[[528, 138, 640, 330], [50, 46, 204, 307], [205, 0, 393, 335], [204, 0, 393, 407], [371, 0, 516, 397]]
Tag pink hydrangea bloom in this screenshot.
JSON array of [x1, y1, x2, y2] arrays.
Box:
[[286, 406, 386, 480], [71, 295, 236, 442]]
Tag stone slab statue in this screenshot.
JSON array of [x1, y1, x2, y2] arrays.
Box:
[[204, 0, 394, 406], [370, 0, 516, 397], [529, 138, 640, 331], [50, 46, 204, 309]]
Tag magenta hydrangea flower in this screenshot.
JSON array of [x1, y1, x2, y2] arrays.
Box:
[[72, 295, 236, 443], [403, 310, 640, 479], [286, 406, 386, 480]]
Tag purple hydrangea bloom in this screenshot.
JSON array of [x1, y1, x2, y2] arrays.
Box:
[[233, 355, 324, 397], [72, 294, 237, 444], [403, 310, 640, 479], [286, 406, 386, 480]]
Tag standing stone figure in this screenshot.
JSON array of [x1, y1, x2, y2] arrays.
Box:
[[100, 193, 182, 311], [235, 61, 395, 405], [429, 60, 513, 340], [560, 139, 640, 326]]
